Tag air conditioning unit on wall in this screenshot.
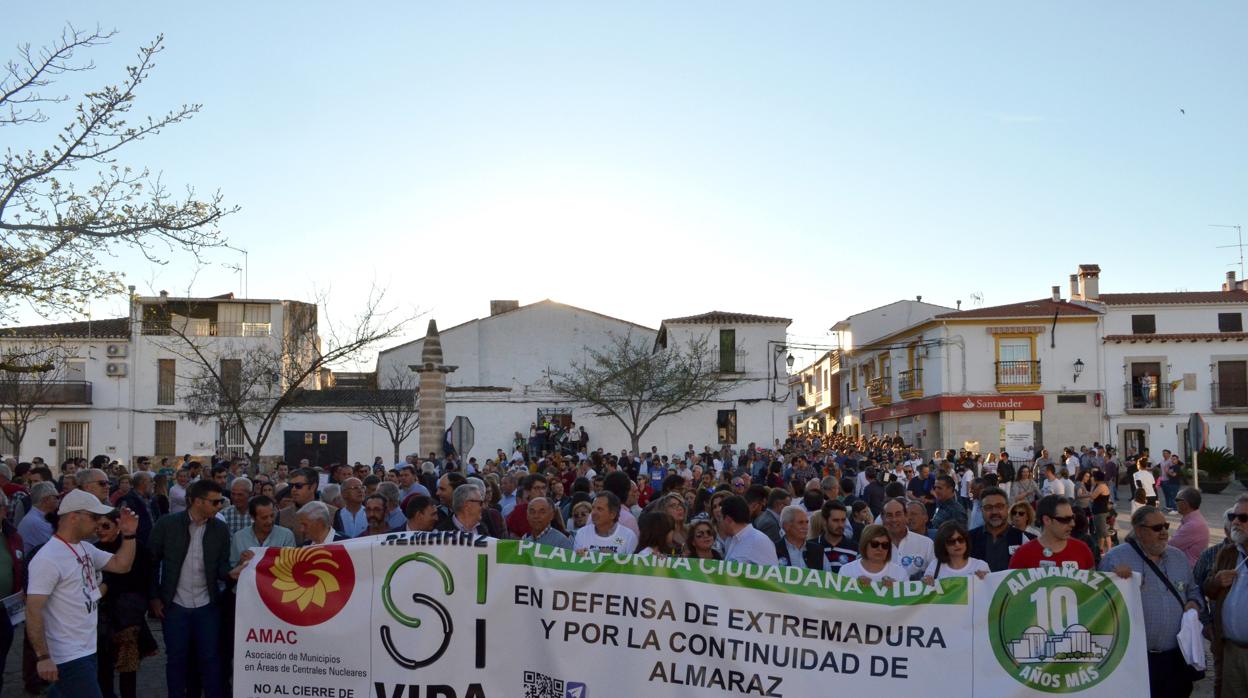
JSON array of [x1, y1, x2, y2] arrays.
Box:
[[106, 343, 128, 357], [106, 362, 128, 377]]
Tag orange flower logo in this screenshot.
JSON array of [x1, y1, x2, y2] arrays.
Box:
[[255, 545, 355, 626]]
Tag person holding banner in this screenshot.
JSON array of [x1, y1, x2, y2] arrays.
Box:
[[923, 522, 989, 583], [883, 498, 933, 581], [968, 487, 1028, 572], [719, 495, 778, 566], [434, 484, 492, 537], [1101, 506, 1202, 698], [573, 492, 636, 555], [1008, 495, 1095, 570], [804, 500, 858, 573], [522, 497, 572, 550], [838, 524, 908, 586]]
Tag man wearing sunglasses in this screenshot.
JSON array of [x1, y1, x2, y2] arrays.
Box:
[[1205, 493, 1248, 697], [1007, 494, 1094, 570], [148, 479, 233, 698], [1100, 505, 1202, 698]]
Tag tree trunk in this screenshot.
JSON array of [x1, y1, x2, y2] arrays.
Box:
[[393, 441, 401, 466], [630, 431, 641, 455]]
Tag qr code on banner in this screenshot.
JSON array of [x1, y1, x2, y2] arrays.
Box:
[[523, 670, 565, 698]]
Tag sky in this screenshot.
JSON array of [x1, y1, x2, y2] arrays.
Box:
[[5, 2, 1248, 368]]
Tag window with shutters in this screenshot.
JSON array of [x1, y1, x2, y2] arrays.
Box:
[[220, 358, 242, 404], [157, 359, 176, 405], [1131, 315, 1156, 334], [1218, 313, 1243, 333], [718, 329, 736, 373], [154, 420, 177, 455]]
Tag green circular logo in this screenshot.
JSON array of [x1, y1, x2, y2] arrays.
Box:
[[988, 568, 1130, 693]]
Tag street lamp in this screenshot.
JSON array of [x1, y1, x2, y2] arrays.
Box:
[[1073, 358, 1085, 383], [786, 352, 795, 369]]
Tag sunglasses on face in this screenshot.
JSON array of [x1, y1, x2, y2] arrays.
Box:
[[868, 540, 890, 550], [1139, 522, 1170, 533], [947, 537, 967, 545], [203, 497, 226, 507], [1049, 515, 1075, 525], [693, 530, 714, 538], [1228, 513, 1248, 524], [290, 482, 311, 489]]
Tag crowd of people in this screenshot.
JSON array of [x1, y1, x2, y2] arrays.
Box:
[[0, 429, 1243, 698]]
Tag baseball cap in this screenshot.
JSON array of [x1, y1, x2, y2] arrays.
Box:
[[58, 489, 115, 516]]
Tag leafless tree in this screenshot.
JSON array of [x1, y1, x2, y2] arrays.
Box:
[[546, 332, 742, 453], [352, 365, 419, 464], [0, 343, 77, 458], [152, 286, 416, 462], [0, 25, 235, 322]]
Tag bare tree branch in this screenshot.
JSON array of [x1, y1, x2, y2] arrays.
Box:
[[151, 288, 417, 462], [546, 332, 742, 453], [0, 27, 236, 322], [0, 342, 78, 458], [351, 365, 419, 464]]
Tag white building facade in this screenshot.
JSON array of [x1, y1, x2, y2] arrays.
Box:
[[377, 301, 794, 461]]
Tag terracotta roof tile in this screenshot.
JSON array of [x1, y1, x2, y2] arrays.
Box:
[[662, 310, 792, 325], [934, 299, 1100, 320], [0, 317, 130, 339], [1098, 290, 1248, 305], [1103, 332, 1248, 342]]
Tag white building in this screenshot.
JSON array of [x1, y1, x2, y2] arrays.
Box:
[[1085, 267, 1248, 461], [378, 300, 793, 460], [840, 291, 1101, 457], [0, 292, 322, 465]]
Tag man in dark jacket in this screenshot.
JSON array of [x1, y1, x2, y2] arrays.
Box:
[[119, 471, 158, 545], [968, 487, 1028, 571], [148, 479, 232, 698]]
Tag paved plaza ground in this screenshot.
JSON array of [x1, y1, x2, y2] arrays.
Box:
[[1, 482, 1242, 697]]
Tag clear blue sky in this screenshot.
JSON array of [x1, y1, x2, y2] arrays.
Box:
[[6, 2, 1247, 363]]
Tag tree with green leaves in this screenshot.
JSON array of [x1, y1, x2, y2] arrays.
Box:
[[0, 25, 234, 322], [546, 332, 741, 454]]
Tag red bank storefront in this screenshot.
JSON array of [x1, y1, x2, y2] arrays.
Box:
[[862, 395, 1046, 458]]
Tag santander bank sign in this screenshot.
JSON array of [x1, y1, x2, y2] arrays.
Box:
[[863, 394, 1045, 422], [950, 396, 1043, 411]]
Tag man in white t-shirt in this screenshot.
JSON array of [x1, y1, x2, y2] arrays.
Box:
[[882, 497, 934, 581], [572, 492, 637, 555], [26, 490, 138, 697]]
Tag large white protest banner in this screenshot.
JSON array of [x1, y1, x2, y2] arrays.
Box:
[[233, 533, 1148, 698]]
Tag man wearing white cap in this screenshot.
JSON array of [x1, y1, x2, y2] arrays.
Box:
[[25, 489, 137, 697]]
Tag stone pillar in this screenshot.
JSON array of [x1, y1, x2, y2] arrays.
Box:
[[412, 319, 456, 459]]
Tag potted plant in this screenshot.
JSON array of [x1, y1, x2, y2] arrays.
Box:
[[1190, 447, 1243, 495]]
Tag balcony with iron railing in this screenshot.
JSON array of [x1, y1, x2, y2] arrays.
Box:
[[0, 380, 92, 405], [1124, 383, 1174, 413], [898, 368, 923, 399], [1211, 381, 1248, 413], [866, 376, 892, 405], [995, 360, 1041, 391], [141, 320, 271, 337]]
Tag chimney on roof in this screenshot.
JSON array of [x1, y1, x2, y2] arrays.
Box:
[[489, 300, 519, 316], [159, 290, 168, 299], [916, 295, 922, 302], [956, 300, 962, 310], [1077, 264, 1101, 301], [1069, 274, 1079, 299], [1224, 271, 1238, 292], [1052, 286, 1061, 302]]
